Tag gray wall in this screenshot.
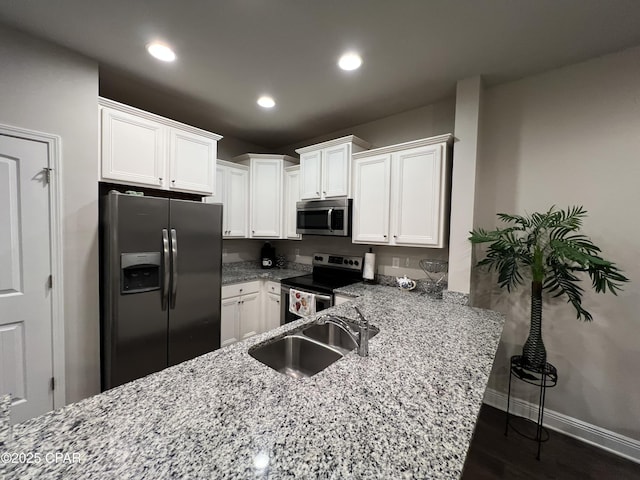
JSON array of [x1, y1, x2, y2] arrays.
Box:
[[0, 25, 101, 403], [475, 45, 640, 441]]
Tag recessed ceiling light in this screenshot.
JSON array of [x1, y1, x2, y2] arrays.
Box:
[[257, 96, 276, 108], [146, 43, 176, 62], [338, 52, 362, 71]]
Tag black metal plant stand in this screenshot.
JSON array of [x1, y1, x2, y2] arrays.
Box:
[[505, 355, 558, 460]]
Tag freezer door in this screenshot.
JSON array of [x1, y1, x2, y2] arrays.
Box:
[[168, 199, 222, 365], [102, 193, 169, 390]]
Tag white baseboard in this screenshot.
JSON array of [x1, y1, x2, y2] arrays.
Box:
[[483, 388, 640, 465]]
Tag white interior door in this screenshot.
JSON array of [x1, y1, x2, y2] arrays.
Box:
[[0, 134, 54, 424]]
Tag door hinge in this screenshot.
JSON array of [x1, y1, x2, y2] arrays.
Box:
[[43, 167, 53, 184], [50, 377, 55, 391], [48, 275, 53, 289]]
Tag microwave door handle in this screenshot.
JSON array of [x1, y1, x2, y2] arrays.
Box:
[[327, 208, 333, 232], [170, 228, 178, 309], [162, 229, 170, 310]]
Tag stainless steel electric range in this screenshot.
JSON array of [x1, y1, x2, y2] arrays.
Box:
[[280, 252, 363, 324]]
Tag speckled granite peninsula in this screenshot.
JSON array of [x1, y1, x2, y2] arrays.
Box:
[[2, 281, 504, 480]]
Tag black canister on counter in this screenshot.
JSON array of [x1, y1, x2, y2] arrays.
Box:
[[261, 242, 275, 269]]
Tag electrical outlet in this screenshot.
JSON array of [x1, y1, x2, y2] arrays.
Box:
[[405, 257, 410, 267], [294, 248, 300, 256], [392, 257, 400, 268], [222, 248, 227, 257]]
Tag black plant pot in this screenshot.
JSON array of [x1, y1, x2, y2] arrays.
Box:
[[522, 281, 547, 369]]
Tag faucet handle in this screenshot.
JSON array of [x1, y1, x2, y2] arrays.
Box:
[[353, 306, 367, 326]]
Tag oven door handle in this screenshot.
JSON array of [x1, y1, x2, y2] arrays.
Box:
[[327, 208, 333, 232], [314, 293, 333, 303]]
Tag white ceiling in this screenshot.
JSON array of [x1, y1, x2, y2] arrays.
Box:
[[1, 0, 640, 148]]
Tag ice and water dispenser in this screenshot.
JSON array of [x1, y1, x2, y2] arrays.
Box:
[[120, 252, 161, 294]]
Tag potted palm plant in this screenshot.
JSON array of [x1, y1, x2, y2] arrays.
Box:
[[469, 206, 628, 369]]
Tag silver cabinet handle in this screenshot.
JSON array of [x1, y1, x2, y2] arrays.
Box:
[[323, 191, 326, 194], [171, 179, 175, 183], [170, 229, 178, 308], [159, 177, 163, 181], [162, 229, 170, 310]]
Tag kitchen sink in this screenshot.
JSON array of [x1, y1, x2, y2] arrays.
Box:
[[249, 315, 379, 378], [249, 334, 344, 379], [301, 320, 380, 354]]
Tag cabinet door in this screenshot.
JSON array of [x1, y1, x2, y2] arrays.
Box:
[[284, 167, 301, 239], [226, 167, 249, 238], [264, 292, 282, 332], [352, 154, 391, 244], [322, 143, 350, 198], [239, 292, 261, 340], [250, 159, 282, 238], [393, 144, 444, 246], [101, 107, 165, 187], [169, 129, 216, 194], [220, 297, 240, 347], [299, 150, 322, 200], [334, 294, 353, 306]]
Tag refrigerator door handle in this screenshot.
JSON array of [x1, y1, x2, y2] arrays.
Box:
[[170, 228, 178, 308], [162, 229, 170, 310]]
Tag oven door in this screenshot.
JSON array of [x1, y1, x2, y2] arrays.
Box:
[[280, 286, 333, 325]]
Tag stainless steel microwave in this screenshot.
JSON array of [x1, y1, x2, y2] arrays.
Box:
[[296, 198, 351, 236]]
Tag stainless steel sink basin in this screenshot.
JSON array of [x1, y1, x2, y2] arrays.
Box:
[[301, 321, 380, 354], [249, 334, 343, 379]]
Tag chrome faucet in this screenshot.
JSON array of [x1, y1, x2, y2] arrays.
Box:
[[316, 306, 369, 357]]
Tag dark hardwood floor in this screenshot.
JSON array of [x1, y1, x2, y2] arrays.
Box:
[[462, 405, 640, 479]]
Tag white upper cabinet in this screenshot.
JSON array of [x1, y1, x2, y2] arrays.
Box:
[[299, 150, 322, 199], [101, 107, 165, 187], [296, 136, 370, 200], [284, 165, 301, 240], [99, 98, 221, 195], [168, 129, 216, 193], [225, 166, 249, 238], [352, 134, 452, 248], [234, 154, 298, 239], [204, 160, 249, 238], [352, 153, 391, 243]]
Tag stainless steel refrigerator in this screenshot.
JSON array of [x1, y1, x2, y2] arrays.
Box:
[[101, 191, 222, 390]]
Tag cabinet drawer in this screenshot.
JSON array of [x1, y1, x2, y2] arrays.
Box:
[[222, 280, 261, 299], [264, 281, 280, 295]]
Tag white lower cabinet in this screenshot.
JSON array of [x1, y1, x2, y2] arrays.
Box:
[[238, 292, 261, 340], [220, 279, 283, 348], [220, 281, 261, 346], [352, 134, 453, 248], [264, 292, 282, 332], [220, 297, 241, 347]]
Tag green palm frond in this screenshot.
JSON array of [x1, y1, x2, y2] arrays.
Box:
[[470, 205, 629, 321]]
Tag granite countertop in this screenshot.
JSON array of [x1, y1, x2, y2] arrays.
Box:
[[2, 285, 504, 480], [221, 263, 309, 285]]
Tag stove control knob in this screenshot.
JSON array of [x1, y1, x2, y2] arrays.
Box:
[[355, 261, 359, 266], [348, 260, 354, 265], [343, 259, 348, 264]]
